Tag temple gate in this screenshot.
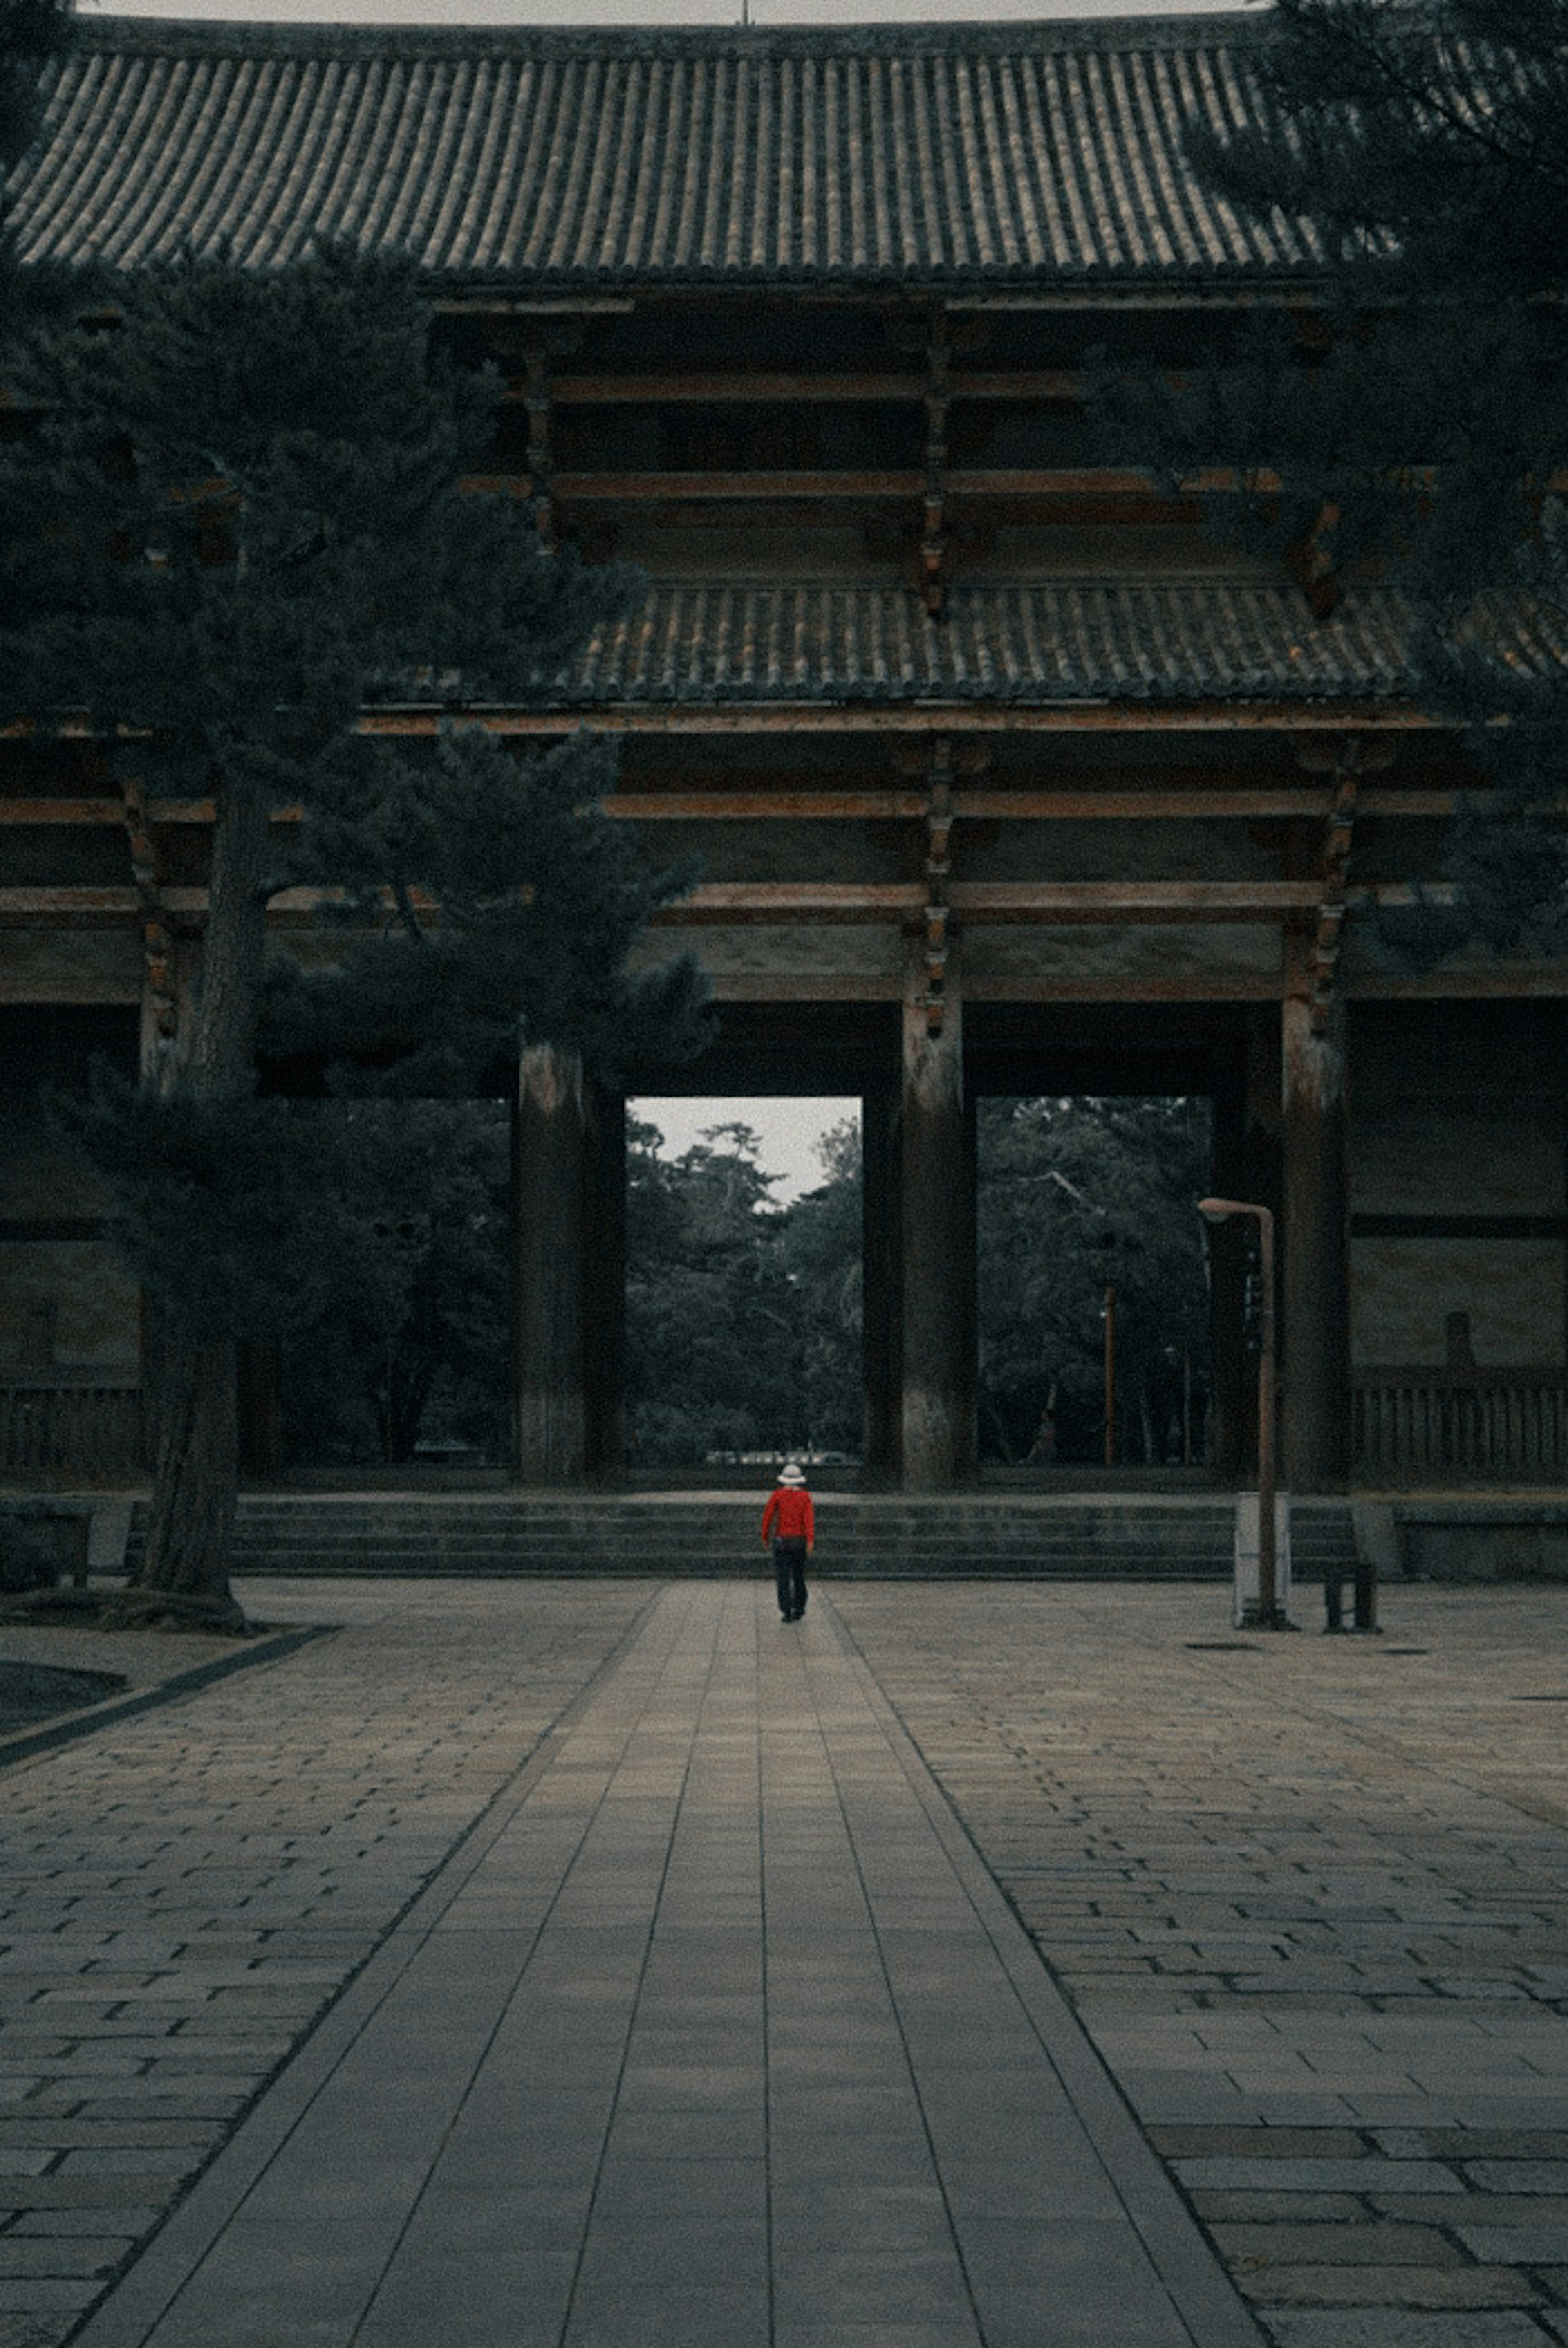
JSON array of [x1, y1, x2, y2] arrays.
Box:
[[2, 16, 1565, 1492]]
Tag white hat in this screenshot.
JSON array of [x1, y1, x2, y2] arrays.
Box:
[[778, 1462, 806, 1485]]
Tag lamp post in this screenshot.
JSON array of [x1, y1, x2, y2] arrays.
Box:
[[1198, 1197, 1282, 1629]]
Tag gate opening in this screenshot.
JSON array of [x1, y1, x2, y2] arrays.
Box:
[[976, 1095, 1213, 1472], [626, 1096, 861, 1475]]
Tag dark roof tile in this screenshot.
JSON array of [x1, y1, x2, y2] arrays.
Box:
[[12, 14, 1325, 286], [407, 579, 1532, 709]]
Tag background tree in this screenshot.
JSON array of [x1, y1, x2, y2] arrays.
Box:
[[625, 1120, 796, 1466], [624, 1117, 864, 1467], [273, 1103, 511, 1470], [776, 1119, 864, 1459], [977, 1098, 1212, 1467], [1096, 0, 1568, 961], [3, 248, 705, 1623]]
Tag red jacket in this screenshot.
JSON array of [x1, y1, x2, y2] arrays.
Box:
[[762, 1485, 814, 1543]]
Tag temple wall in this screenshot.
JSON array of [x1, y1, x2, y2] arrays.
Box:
[[0, 1093, 139, 1375], [1349, 1005, 1567, 1370]]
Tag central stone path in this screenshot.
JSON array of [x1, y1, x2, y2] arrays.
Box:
[[76, 1585, 1260, 2348]]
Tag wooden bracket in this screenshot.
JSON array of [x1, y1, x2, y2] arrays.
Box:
[[522, 350, 557, 549], [920, 737, 955, 1033], [1286, 498, 1343, 621], [921, 308, 950, 618], [121, 778, 178, 1056], [1296, 736, 1391, 1032]]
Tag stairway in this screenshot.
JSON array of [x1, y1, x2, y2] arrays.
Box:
[[119, 1491, 1362, 1585]]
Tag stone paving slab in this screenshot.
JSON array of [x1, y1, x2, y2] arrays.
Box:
[[0, 1614, 332, 1772], [0, 1580, 656, 2348], [832, 1580, 1568, 2348], [4, 1573, 1565, 2348], [58, 1584, 1258, 2348]]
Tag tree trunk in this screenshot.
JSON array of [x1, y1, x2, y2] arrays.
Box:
[[131, 779, 271, 1627]]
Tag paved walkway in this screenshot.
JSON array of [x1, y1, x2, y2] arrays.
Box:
[[834, 1581, 1568, 2348], [3, 1575, 1566, 2348], [30, 1583, 1254, 2348]]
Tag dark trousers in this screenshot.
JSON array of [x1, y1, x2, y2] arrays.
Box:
[[773, 1537, 808, 1617]]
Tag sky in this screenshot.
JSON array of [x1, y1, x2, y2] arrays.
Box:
[[84, 0, 1256, 28], [633, 1097, 859, 1202]]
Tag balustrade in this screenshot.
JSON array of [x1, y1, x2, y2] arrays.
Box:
[[0, 1380, 146, 1477], [1353, 1370, 1567, 1479]]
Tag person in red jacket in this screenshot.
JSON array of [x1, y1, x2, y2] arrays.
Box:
[[761, 1461, 814, 1623]]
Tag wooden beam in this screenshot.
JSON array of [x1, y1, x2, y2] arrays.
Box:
[[0, 784, 1499, 825], [604, 787, 1326, 822], [362, 703, 1439, 740], [512, 470, 927, 502], [0, 886, 337, 925], [653, 883, 924, 923], [649, 880, 1324, 924], [606, 791, 926, 822], [946, 881, 1324, 922], [470, 465, 1268, 505], [538, 369, 1084, 405]]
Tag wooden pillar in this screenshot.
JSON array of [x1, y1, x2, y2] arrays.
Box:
[[1281, 956, 1351, 1492], [1209, 1012, 1280, 1481], [514, 1044, 588, 1484], [236, 1343, 282, 1474], [582, 1084, 626, 1481], [899, 960, 976, 1489], [861, 1081, 901, 1485]]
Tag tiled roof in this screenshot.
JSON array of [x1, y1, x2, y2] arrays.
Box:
[[459, 580, 1558, 709], [11, 14, 1325, 287]]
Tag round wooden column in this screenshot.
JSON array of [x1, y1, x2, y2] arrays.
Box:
[[899, 976, 977, 1490], [513, 1044, 588, 1484], [1281, 985, 1352, 1492], [861, 1081, 902, 1483], [582, 1084, 626, 1480]]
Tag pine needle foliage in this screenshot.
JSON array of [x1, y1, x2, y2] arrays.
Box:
[[4, 245, 707, 1616], [1093, 0, 1568, 964]]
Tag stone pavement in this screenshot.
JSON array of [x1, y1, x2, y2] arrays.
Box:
[[0, 1576, 1564, 2348], [0, 1580, 654, 2348], [832, 1580, 1568, 2348], [3, 1579, 1260, 2348]]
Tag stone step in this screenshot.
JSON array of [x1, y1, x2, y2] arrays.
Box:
[[125, 1494, 1359, 1581]]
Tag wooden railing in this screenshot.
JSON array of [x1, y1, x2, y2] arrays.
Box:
[[1353, 1370, 1568, 1480], [0, 1379, 146, 1477]]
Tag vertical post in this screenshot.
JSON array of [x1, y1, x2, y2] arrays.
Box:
[[900, 955, 976, 1488], [1256, 1205, 1278, 1625], [861, 1081, 902, 1484], [514, 1044, 588, 1484], [1281, 958, 1351, 1493], [1102, 1283, 1116, 1467], [1200, 1198, 1282, 1627], [583, 1083, 626, 1481]]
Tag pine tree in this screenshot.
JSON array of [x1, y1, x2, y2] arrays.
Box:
[[1097, 0, 1568, 961], [3, 248, 706, 1625]]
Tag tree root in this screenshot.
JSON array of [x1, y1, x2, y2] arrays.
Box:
[[95, 1586, 252, 1637]]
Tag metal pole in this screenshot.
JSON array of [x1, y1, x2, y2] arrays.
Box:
[[1103, 1283, 1116, 1467], [1198, 1197, 1283, 1629]]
